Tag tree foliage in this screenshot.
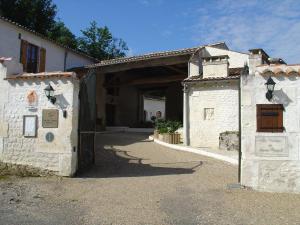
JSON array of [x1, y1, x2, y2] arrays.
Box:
[[0, 0, 57, 35], [47, 21, 78, 49], [78, 21, 128, 60]]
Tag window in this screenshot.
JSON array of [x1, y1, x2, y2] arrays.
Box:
[[26, 43, 39, 73], [20, 40, 46, 73], [257, 104, 284, 132]]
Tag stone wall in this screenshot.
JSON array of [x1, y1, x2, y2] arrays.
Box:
[[0, 61, 79, 176], [219, 131, 239, 151], [241, 63, 300, 193], [188, 81, 239, 149]]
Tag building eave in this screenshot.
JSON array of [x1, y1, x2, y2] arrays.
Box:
[[0, 16, 99, 62], [86, 42, 228, 69]]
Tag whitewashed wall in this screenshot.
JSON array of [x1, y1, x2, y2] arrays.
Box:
[[185, 47, 246, 148], [188, 81, 239, 148], [241, 71, 300, 193], [204, 47, 249, 69], [0, 20, 94, 72], [0, 62, 79, 176], [189, 47, 249, 77], [144, 97, 165, 121]]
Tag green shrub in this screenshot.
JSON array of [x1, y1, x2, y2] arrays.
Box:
[[155, 120, 182, 134]]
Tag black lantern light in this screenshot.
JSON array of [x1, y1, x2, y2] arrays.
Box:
[[44, 84, 56, 104], [265, 77, 276, 101]]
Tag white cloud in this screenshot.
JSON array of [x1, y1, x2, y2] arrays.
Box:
[[189, 0, 300, 63], [138, 0, 164, 6]]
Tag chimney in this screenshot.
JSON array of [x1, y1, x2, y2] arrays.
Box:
[[202, 55, 229, 78], [248, 49, 270, 75]]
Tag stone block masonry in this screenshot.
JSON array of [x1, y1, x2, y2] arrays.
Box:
[[0, 60, 79, 176], [219, 131, 239, 151], [241, 58, 300, 193], [188, 81, 239, 149]]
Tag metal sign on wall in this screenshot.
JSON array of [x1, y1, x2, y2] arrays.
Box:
[[42, 109, 59, 128]]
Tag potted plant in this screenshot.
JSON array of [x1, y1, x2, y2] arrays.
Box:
[[164, 120, 182, 144], [154, 120, 182, 144]]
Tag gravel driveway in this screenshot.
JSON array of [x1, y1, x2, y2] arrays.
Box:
[[1, 132, 300, 225]]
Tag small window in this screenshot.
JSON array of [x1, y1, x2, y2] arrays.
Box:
[[257, 104, 284, 132], [20, 40, 46, 73], [26, 43, 39, 73]]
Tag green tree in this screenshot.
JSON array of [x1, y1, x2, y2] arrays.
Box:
[[0, 0, 57, 35], [78, 21, 128, 60], [0, 1, 128, 58], [47, 21, 78, 49], [0, 0, 77, 49]]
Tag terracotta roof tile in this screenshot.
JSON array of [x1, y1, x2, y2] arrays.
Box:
[[4, 71, 78, 80], [86, 42, 227, 68], [183, 75, 240, 83], [0, 16, 98, 62], [228, 67, 243, 76], [183, 67, 243, 83]]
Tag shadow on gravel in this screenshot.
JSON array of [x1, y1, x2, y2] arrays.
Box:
[[77, 133, 203, 178]]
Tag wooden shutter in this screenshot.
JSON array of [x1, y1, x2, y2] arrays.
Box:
[[257, 104, 284, 132], [20, 40, 28, 71], [39, 47, 46, 72]]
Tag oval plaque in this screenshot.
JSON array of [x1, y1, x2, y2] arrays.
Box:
[[45, 132, 54, 142]]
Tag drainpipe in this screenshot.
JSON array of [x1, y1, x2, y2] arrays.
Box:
[[238, 64, 248, 183], [238, 76, 242, 183], [183, 83, 190, 146], [183, 47, 203, 146], [63, 51, 68, 71]]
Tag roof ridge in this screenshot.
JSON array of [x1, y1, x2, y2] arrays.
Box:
[[0, 16, 99, 62], [86, 42, 227, 68]]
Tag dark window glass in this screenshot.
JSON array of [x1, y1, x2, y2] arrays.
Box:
[[26, 43, 39, 73]]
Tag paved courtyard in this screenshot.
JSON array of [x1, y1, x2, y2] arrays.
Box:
[[1, 132, 300, 225]]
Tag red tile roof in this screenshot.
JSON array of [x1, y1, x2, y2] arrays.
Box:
[[0, 16, 98, 62], [4, 71, 78, 80], [183, 67, 243, 83]]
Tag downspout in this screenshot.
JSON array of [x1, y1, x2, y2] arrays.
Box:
[[64, 51, 68, 71], [238, 75, 242, 183], [183, 47, 203, 146], [238, 64, 248, 183], [183, 82, 190, 146]]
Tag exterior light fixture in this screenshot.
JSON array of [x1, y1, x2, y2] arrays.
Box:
[[265, 77, 276, 101], [44, 84, 56, 104]]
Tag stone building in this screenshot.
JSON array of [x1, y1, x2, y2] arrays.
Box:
[[182, 46, 248, 149], [1, 17, 300, 194], [88, 42, 227, 128], [0, 58, 79, 176], [241, 50, 300, 193], [0, 16, 98, 176]]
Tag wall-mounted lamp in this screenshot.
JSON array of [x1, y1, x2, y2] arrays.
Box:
[[44, 84, 56, 104], [265, 77, 276, 101]]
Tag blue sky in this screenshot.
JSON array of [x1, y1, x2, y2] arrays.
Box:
[[53, 0, 300, 63]]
